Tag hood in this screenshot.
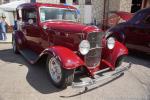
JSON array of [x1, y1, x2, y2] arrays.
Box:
[[108, 22, 127, 33], [41, 21, 101, 33]]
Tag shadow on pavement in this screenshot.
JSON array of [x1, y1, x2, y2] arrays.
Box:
[[0, 48, 150, 95], [125, 52, 150, 68], [0, 49, 61, 94]]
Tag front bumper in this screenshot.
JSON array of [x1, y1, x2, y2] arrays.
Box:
[[72, 63, 131, 88]]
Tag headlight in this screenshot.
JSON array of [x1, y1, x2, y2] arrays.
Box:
[[79, 40, 90, 55], [107, 37, 115, 49]]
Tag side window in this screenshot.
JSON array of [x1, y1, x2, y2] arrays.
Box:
[[17, 9, 22, 20], [22, 8, 37, 24], [144, 15, 150, 24]]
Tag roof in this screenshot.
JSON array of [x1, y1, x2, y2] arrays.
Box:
[[17, 3, 77, 10], [136, 7, 150, 13]]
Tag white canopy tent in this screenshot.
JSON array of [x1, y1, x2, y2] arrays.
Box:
[[0, 0, 26, 28], [0, 0, 26, 12]]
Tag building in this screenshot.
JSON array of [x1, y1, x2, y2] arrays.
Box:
[[0, 0, 150, 28], [30, 0, 132, 25], [142, 0, 150, 8]]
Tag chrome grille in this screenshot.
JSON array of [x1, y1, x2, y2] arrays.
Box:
[[85, 32, 103, 67]]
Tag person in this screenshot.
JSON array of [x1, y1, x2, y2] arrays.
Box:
[[13, 15, 18, 30], [13, 20, 17, 30], [0, 15, 7, 40], [0, 17, 4, 40]]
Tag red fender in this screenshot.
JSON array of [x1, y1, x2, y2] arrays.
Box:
[[42, 46, 84, 69], [102, 40, 128, 69]]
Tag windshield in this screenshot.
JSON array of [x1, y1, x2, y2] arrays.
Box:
[[39, 7, 78, 22]]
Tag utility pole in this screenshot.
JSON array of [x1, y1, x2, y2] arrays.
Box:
[[102, 0, 109, 30]]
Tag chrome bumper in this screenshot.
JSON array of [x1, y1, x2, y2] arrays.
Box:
[[72, 63, 131, 88]]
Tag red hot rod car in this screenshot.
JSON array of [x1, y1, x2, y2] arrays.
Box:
[[12, 3, 131, 89]]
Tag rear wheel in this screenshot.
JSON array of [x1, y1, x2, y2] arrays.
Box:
[[46, 55, 74, 89], [12, 38, 19, 54]]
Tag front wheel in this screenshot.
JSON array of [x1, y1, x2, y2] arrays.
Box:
[[46, 55, 74, 89], [115, 55, 127, 68]]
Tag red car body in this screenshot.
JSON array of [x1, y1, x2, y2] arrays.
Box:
[[12, 3, 130, 89], [107, 8, 150, 54]]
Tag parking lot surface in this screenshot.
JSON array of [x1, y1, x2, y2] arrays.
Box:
[[0, 44, 150, 100]]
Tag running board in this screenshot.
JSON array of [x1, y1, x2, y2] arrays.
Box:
[[19, 49, 39, 64]]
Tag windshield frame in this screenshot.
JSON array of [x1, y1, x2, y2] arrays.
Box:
[[39, 6, 78, 22]]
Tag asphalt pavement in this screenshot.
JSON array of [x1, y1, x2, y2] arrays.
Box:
[[0, 44, 150, 100]]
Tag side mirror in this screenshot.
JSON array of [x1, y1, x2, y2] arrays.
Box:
[[28, 19, 33, 24]]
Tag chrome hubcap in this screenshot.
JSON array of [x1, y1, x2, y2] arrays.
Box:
[[49, 57, 62, 83]]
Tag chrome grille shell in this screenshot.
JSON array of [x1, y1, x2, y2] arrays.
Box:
[[85, 32, 103, 68]]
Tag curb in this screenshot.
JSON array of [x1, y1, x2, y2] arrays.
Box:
[[0, 33, 12, 44], [0, 42, 12, 44]]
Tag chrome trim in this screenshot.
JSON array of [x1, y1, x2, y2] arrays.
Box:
[[89, 47, 103, 51], [84, 32, 103, 68], [72, 63, 131, 88], [94, 68, 110, 75]]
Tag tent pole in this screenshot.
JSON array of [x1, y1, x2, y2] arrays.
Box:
[[30, 0, 36, 3]]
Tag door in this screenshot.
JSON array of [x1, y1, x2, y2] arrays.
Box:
[[126, 12, 150, 53], [139, 14, 150, 53], [125, 11, 145, 47], [21, 8, 42, 54]]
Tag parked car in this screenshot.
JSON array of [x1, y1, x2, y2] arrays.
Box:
[[106, 8, 150, 54], [12, 3, 131, 89]]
